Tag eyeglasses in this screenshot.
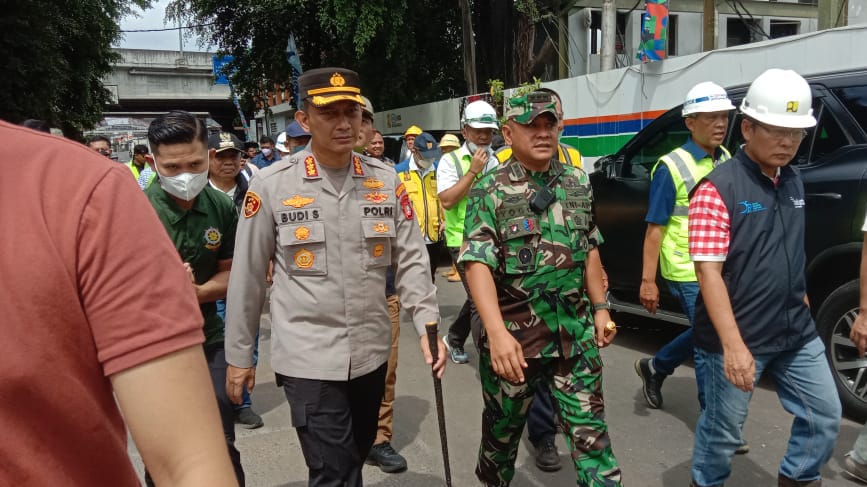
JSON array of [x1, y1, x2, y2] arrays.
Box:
[[752, 120, 807, 142]]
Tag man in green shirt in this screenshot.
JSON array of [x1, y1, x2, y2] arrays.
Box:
[[145, 110, 244, 486]]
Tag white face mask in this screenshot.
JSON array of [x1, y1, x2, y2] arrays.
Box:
[[155, 155, 210, 201], [261, 148, 273, 157]]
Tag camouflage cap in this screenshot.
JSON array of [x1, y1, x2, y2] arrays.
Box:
[[504, 91, 558, 125]]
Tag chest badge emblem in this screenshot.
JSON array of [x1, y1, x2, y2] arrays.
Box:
[[365, 192, 388, 203], [363, 177, 384, 189], [284, 195, 315, 208], [294, 226, 310, 240], [372, 243, 385, 257], [243, 191, 261, 218], [204, 227, 222, 250], [373, 222, 390, 233], [294, 249, 314, 269]]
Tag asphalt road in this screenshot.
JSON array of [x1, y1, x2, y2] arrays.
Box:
[[129, 269, 865, 486]]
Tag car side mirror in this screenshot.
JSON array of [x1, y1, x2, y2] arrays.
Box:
[[596, 156, 615, 179]]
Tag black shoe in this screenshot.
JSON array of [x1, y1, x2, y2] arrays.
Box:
[[634, 358, 665, 409], [366, 442, 407, 473], [234, 407, 264, 429], [534, 437, 562, 472], [735, 441, 750, 455]]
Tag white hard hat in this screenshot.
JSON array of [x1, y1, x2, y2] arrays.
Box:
[[462, 100, 499, 129], [740, 69, 816, 129], [275, 132, 291, 154], [682, 82, 735, 117]]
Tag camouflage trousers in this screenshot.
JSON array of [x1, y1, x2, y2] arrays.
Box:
[[476, 343, 622, 487]]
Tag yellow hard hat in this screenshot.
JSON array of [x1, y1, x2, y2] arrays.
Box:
[[439, 133, 461, 149], [404, 125, 422, 137]]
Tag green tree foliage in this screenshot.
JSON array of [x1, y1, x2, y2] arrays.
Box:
[[0, 0, 150, 137], [166, 0, 464, 111]]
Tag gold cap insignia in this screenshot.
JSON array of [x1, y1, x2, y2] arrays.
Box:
[[330, 72, 346, 87], [284, 195, 315, 208]]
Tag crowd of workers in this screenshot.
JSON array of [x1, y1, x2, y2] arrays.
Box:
[[4, 64, 867, 487]]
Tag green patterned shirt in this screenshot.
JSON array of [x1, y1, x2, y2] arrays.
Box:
[[459, 159, 602, 359]]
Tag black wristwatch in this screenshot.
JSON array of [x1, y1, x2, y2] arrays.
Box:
[[591, 301, 610, 312]]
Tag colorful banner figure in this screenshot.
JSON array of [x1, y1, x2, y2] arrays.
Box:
[[637, 0, 669, 62]]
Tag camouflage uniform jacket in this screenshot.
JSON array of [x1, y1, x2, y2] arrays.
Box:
[[459, 158, 602, 359]]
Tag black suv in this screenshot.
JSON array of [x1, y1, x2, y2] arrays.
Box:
[[591, 69, 867, 418]]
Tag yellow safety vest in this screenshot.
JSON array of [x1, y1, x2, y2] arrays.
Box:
[[441, 150, 473, 247], [654, 146, 731, 281], [494, 143, 583, 168], [398, 167, 442, 242]]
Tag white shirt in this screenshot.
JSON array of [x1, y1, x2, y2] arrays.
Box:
[[436, 144, 498, 195]]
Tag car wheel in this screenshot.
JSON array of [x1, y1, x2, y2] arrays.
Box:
[[817, 279, 867, 422]]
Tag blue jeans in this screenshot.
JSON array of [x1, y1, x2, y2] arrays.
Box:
[[217, 299, 258, 410], [691, 337, 841, 486], [652, 280, 705, 407]]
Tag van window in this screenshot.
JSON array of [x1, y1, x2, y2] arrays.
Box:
[[833, 85, 867, 135], [810, 104, 849, 161], [626, 116, 689, 180]]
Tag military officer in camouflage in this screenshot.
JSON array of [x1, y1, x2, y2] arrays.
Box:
[[461, 91, 622, 487]]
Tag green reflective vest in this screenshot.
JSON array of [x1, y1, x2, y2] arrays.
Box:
[[442, 150, 474, 247], [654, 145, 731, 281]]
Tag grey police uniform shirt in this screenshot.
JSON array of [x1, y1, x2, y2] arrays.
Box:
[[225, 148, 439, 381]]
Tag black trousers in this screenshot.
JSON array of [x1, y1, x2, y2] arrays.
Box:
[[279, 363, 388, 487], [445, 246, 482, 350], [145, 345, 245, 487], [527, 384, 559, 446]]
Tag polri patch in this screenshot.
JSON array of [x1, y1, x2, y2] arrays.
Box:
[[243, 191, 262, 218], [400, 193, 414, 220]]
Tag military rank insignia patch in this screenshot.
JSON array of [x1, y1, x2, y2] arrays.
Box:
[[294, 249, 314, 269], [400, 194, 414, 220], [294, 226, 310, 240], [365, 192, 388, 204], [243, 191, 261, 218], [395, 182, 407, 198], [204, 227, 222, 250], [372, 243, 385, 257], [284, 195, 315, 208], [352, 155, 364, 175], [373, 222, 390, 233], [523, 218, 535, 231], [363, 177, 384, 189], [304, 156, 318, 177]]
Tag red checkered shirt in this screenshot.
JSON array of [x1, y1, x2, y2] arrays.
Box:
[[688, 180, 730, 262]]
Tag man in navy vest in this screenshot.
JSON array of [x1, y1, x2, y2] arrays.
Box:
[[687, 69, 841, 487]]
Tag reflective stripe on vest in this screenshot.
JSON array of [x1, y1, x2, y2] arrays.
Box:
[[655, 146, 730, 281], [442, 151, 471, 247]]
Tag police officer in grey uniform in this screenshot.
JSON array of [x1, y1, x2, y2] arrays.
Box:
[[224, 67, 446, 487]]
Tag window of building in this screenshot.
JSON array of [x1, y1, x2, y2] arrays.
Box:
[[726, 17, 763, 46], [769, 19, 800, 39], [590, 10, 629, 54], [668, 14, 678, 56]]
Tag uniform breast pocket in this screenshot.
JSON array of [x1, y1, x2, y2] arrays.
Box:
[[362, 220, 395, 269], [279, 222, 327, 276], [499, 216, 541, 275]]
